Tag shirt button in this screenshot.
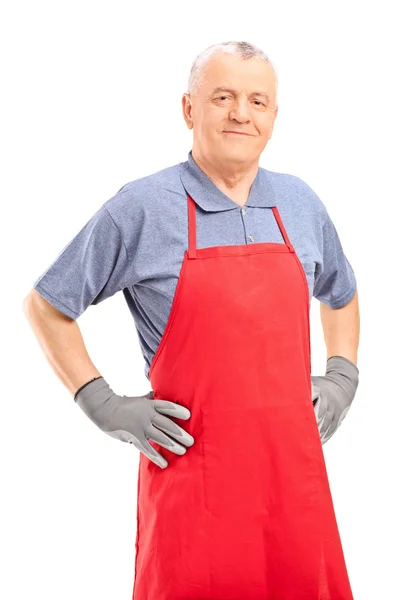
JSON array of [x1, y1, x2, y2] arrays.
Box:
[[248, 235, 254, 242], [241, 208, 246, 215]]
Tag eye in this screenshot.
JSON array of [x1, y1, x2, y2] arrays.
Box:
[[215, 96, 266, 107]]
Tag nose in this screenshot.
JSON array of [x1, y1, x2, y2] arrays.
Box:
[[228, 99, 251, 123]]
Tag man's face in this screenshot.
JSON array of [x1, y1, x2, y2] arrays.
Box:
[[182, 52, 279, 166]]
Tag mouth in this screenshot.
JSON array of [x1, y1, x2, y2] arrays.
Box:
[[223, 131, 252, 136]]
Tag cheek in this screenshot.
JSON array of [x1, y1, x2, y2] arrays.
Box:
[[199, 115, 223, 136], [257, 114, 275, 132], [258, 122, 273, 136]]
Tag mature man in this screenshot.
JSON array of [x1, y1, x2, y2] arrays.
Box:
[[23, 41, 359, 599]]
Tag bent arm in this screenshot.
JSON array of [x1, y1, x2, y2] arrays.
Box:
[[320, 289, 360, 366], [22, 289, 102, 397]]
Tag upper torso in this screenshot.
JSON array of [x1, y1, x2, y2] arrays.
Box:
[[33, 150, 357, 381]]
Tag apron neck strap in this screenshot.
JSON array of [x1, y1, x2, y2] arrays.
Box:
[[188, 194, 197, 258], [271, 206, 293, 249]]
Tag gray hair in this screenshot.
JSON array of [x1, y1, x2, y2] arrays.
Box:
[[187, 41, 278, 106]]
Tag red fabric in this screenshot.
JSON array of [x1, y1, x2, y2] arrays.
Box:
[[132, 193, 353, 599]]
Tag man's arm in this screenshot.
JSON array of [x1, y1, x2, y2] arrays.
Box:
[[320, 289, 360, 365], [22, 289, 102, 397], [311, 290, 360, 444], [23, 289, 194, 469]]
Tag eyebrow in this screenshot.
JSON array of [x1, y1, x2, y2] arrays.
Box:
[[211, 86, 270, 100]]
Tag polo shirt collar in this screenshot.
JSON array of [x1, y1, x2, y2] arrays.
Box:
[[180, 149, 276, 212]]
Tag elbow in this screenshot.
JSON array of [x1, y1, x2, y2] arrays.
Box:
[[22, 290, 34, 314], [22, 289, 46, 317]]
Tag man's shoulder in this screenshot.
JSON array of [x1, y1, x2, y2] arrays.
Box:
[[262, 166, 319, 198], [103, 160, 184, 219], [263, 167, 327, 217], [116, 161, 183, 196]]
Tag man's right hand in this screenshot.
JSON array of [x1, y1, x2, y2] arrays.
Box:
[[74, 376, 194, 469]]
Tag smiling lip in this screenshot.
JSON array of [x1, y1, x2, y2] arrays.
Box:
[[224, 131, 251, 136]]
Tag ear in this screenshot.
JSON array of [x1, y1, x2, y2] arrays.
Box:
[[182, 93, 194, 130]]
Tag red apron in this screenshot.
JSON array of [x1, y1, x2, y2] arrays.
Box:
[[132, 193, 354, 599]]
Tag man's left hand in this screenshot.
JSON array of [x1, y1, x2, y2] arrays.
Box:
[[311, 355, 359, 445]]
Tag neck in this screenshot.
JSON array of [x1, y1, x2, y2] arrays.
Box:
[[191, 149, 258, 207]]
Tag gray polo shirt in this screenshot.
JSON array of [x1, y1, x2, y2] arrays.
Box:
[[33, 150, 357, 381]]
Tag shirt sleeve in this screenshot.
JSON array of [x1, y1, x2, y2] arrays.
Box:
[[33, 205, 129, 320], [313, 209, 357, 309]]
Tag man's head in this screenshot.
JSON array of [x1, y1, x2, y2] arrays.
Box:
[[182, 41, 279, 170]]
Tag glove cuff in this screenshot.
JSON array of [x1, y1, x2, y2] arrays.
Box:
[[326, 355, 359, 376], [74, 376, 113, 404], [74, 376, 103, 401]]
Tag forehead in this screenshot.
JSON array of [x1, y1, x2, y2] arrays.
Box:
[[200, 52, 276, 95]]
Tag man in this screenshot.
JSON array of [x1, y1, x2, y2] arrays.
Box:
[[23, 41, 359, 599]]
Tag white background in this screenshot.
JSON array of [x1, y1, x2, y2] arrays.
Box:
[[2, 1, 399, 598]]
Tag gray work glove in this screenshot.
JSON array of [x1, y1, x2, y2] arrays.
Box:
[[74, 376, 194, 469], [311, 355, 359, 445]]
